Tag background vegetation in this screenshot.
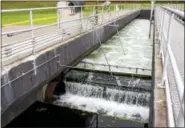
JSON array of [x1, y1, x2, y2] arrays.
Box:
[[2, 1, 184, 27]]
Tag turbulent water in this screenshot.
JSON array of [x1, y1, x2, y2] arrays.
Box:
[[54, 19, 151, 123], [76, 19, 152, 75], [65, 69, 152, 91], [55, 94, 149, 122], [54, 81, 150, 122], [64, 81, 150, 106]]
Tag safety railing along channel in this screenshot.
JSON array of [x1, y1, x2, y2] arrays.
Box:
[[155, 6, 184, 127], [1, 4, 140, 67], [78, 61, 152, 76]]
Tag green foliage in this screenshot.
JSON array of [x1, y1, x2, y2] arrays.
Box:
[[2, 1, 57, 9], [2, 1, 184, 27]]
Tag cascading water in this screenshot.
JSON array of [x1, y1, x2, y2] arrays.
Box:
[[65, 82, 104, 98], [63, 81, 150, 107], [54, 19, 152, 124], [54, 81, 150, 122], [105, 88, 150, 106]]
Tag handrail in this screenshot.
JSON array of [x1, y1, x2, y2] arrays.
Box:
[[1, 5, 136, 66], [155, 6, 184, 127], [162, 6, 184, 18], [1, 5, 118, 13], [80, 61, 151, 71], [2, 13, 102, 36]]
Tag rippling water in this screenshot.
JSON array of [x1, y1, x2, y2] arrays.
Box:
[[76, 19, 152, 75]]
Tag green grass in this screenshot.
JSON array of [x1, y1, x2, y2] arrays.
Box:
[[2, 1, 184, 27], [2, 1, 58, 26], [2, 10, 58, 26], [2, 1, 57, 9]]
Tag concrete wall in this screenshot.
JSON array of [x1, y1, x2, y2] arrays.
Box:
[[138, 10, 151, 19], [1, 11, 140, 127]]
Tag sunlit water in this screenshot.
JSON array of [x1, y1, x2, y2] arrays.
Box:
[[76, 19, 152, 75]]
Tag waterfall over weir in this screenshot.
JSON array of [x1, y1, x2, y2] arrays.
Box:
[[54, 19, 152, 124], [64, 82, 150, 107], [54, 69, 151, 123]]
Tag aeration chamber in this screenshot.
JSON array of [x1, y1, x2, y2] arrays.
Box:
[[5, 8, 154, 128], [50, 10, 154, 128]]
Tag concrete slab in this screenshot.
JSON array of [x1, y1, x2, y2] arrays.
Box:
[[154, 42, 167, 127]]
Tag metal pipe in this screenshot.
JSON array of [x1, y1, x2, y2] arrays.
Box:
[[162, 6, 184, 18], [161, 13, 174, 86]]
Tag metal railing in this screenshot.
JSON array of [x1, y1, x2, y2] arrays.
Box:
[[1, 4, 140, 67], [155, 6, 184, 127], [78, 61, 152, 76]]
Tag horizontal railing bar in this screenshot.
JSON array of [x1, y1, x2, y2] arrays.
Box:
[[2, 25, 84, 56], [2, 10, 124, 46], [80, 61, 151, 71], [1, 4, 124, 13], [2, 9, 131, 36], [162, 6, 184, 18], [2, 9, 136, 66], [2, 13, 103, 36], [2, 20, 87, 47]]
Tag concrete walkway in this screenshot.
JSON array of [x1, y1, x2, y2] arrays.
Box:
[[154, 38, 167, 127]]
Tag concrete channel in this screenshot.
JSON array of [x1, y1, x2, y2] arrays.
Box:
[[2, 10, 156, 127]]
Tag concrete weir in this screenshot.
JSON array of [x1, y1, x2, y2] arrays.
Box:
[[1, 11, 141, 126]]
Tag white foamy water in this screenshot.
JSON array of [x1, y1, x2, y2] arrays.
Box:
[[65, 81, 150, 106], [54, 93, 149, 122], [76, 19, 152, 75], [54, 19, 151, 123], [65, 81, 104, 98]]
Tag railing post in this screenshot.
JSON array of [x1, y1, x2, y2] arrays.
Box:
[[114, 5, 116, 19], [30, 9, 37, 75], [159, 9, 166, 55], [101, 6, 104, 24], [161, 51, 169, 86], [117, 5, 119, 18], [108, 65, 111, 73], [159, 9, 165, 40], [149, 0, 155, 38], [84, 62, 86, 68], [161, 13, 174, 86], [93, 6, 95, 25], [30, 9, 34, 52], [95, 5, 98, 25], [80, 7, 83, 33], [57, 8, 61, 29]]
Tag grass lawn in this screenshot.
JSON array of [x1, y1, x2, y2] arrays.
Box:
[[2, 1, 58, 27], [2, 1, 184, 27], [2, 10, 58, 26]]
